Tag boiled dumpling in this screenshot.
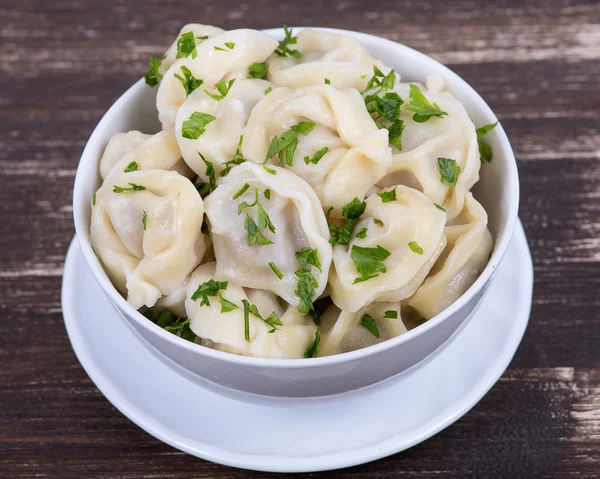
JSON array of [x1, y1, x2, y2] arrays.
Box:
[[101, 130, 194, 180], [175, 78, 272, 181], [185, 262, 317, 358], [157, 29, 277, 128], [377, 84, 480, 219], [319, 301, 406, 356], [91, 169, 205, 309], [409, 193, 493, 318], [329, 185, 447, 313], [242, 84, 392, 211], [268, 28, 389, 90], [204, 162, 332, 312]]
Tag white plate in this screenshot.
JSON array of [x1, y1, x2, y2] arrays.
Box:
[[62, 220, 532, 473]]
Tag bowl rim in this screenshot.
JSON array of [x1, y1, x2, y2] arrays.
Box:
[[72, 26, 519, 369]]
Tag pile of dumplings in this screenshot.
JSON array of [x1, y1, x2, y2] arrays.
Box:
[[90, 25, 494, 359]]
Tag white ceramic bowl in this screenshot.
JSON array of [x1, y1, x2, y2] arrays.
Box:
[[72, 27, 519, 398]]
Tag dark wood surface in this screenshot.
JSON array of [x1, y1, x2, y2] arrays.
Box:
[[1, 0, 599, 477]]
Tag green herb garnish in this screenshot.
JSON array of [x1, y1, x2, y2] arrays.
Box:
[[144, 56, 164, 87], [214, 42, 235, 51], [232, 182, 250, 200], [142, 211, 147, 230], [408, 241, 423, 254], [476, 121, 498, 163], [174, 66, 203, 96], [219, 293, 239, 313], [181, 112, 216, 139], [434, 203, 446, 212], [265, 121, 316, 166], [263, 165, 276, 175], [304, 146, 329, 165], [244, 214, 274, 246], [221, 135, 246, 177], [437, 157, 461, 186], [356, 227, 368, 239], [269, 261, 284, 280], [199, 153, 217, 194], [304, 311, 321, 358], [404, 84, 448, 122], [328, 197, 366, 245], [204, 78, 235, 101], [377, 187, 397, 203], [360, 314, 380, 338], [191, 279, 228, 306], [350, 245, 391, 283], [92, 193, 96, 206], [274, 25, 301, 58], [113, 183, 146, 193], [249, 63, 267, 79], [242, 299, 251, 342], [384, 310, 398, 319], [124, 161, 138, 173], [324, 78, 331, 84], [264, 86, 273, 95], [148, 310, 196, 342], [176, 31, 198, 59]]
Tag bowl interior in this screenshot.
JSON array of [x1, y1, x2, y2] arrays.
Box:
[[73, 27, 518, 366]]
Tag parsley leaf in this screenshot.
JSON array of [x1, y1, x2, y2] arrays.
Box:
[[377, 187, 397, 203], [147, 310, 196, 342], [144, 56, 164, 87], [360, 314, 380, 338], [92, 193, 96, 206], [200, 153, 217, 193], [257, 197, 276, 233], [204, 78, 236, 101], [304, 311, 321, 358], [383, 310, 398, 319], [264, 86, 273, 95], [214, 42, 235, 51], [245, 214, 274, 246], [263, 165, 276, 175], [264, 189, 271, 200], [249, 62, 267, 79], [191, 279, 228, 306], [437, 157, 461, 186], [181, 112, 216, 139], [356, 227, 368, 239], [124, 161, 138, 172], [388, 119, 406, 150], [328, 197, 367, 245], [142, 210, 147, 230], [373, 218, 383, 226], [304, 146, 329, 165], [225, 42, 235, 49], [219, 293, 239, 313], [295, 267, 318, 315], [265, 121, 316, 166], [174, 66, 203, 96], [434, 203, 446, 212], [242, 299, 251, 342], [350, 245, 391, 283], [113, 183, 146, 193], [324, 78, 331, 84], [243, 299, 282, 333], [176, 31, 198, 59], [195, 182, 212, 198], [476, 121, 498, 163], [221, 135, 246, 177], [404, 84, 448, 122], [232, 182, 250, 200], [275, 25, 301, 58], [269, 261, 284, 280], [408, 241, 424, 254], [295, 247, 322, 272]]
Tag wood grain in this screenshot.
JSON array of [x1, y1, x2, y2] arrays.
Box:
[[1, 0, 599, 476]]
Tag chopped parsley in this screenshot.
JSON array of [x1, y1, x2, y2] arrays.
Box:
[[191, 279, 228, 306], [238, 188, 277, 246], [142, 210, 147, 230], [274, 25, 301, 58], [221, 135, 246, 177], [181, 112, 216, 139], [214, 42, 235, 51], [264, 86, 273, 95], [350, 245, 391, 284], [324, 78, 331, 84], [328, 197, 366, 245], [408, 241, 424, 254], [304, 146, 329, 165], [476, 121, 498, 163], [437, 157, 461, 186], [242, 299, 251, 341], [361, 67, 405, 150], [434, 203, 446, 212], [200, 153, 217, 194], [404, 84, 448, 122], [377, 187, 397, 203], [384, 310, 398, 319], [304, 311, 321, 358], [263, 165, 277, 175], [356, 227, 368, 239], [113, 183, 146, 193], [373, 218, 384, 226], [269, 261, 284, 280], [243, 299, 282, 334], [244, 214, 274, 246], [124, 161, 138, 173], [174, 66, 203, 96], [92, 193, 96, 206], [219, 293, 238, 313], [144, 56, 164, 87], [232, 182, 250, 200], [146, 309, 196, 342], [176, 31, 198, 59], [265, 121, 316, 166], [294, 248, 321, 315], [360, 314, 380, 338], [249, 62, 267, 79], [204, 78, 235, 101], [264, 189, 271, 199], [195, 182, 211, 198]]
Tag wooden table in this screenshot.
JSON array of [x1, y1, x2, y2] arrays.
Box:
[[2, 0, 599, 476]]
